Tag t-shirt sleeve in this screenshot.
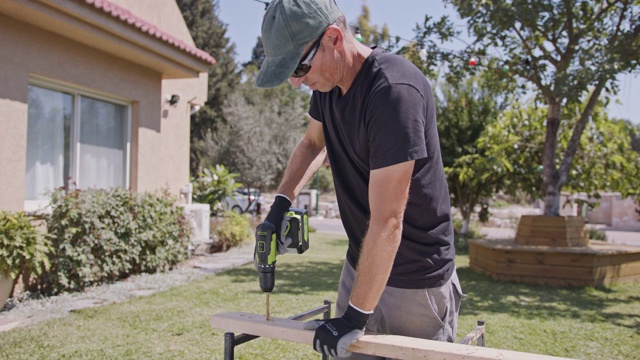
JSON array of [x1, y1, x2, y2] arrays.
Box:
[[366, 83, 429, 170], [309, 91, 322, 122]]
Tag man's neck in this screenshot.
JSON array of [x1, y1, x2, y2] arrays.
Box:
[[337, 42, 373, 95]]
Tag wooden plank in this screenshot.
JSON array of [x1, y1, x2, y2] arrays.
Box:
[[486, 272, 596, 287], [595, 261, 640, 278], [459, 324, 485, 345], [471, 256, 595, 280], [211, 312, 575, 360], [518, 215, 585, 228], [515, 226, 586, 238]]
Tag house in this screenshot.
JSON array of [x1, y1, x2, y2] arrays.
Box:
[[0, 0, 214, 212]]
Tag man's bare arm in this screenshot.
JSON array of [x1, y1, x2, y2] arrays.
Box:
[[349, 160, 414, 311], [276, 119, 326, 200]]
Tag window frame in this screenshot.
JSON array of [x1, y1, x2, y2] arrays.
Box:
[[25, 76, 132, 211]]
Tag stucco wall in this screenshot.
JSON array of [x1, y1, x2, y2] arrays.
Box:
[[0, 13, 201, 210]]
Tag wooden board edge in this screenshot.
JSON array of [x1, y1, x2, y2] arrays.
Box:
[[211, 312, 575, 360]]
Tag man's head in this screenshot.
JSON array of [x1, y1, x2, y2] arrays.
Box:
[[255, 0, 341, 88]]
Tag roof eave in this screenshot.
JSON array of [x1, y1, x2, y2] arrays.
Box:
[[0, 0, 214, 79]]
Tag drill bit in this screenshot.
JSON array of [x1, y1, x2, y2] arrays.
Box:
[[265, 292, 271, 321]]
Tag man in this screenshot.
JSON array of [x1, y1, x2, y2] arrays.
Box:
[[256, 0, 464, 358]]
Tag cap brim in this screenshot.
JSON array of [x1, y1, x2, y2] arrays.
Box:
[[255, 49, 304, 88]]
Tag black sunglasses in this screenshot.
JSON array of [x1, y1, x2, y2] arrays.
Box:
[[291, 32, 324, 78]]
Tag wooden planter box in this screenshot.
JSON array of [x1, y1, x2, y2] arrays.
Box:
[[469, 239, 640, 287], [515, 215, 588, 247]]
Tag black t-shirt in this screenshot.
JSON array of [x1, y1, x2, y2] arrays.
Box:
[[309, 48, 454, 289]]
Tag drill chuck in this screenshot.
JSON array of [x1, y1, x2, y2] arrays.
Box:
[[258, 272, 275, 293]]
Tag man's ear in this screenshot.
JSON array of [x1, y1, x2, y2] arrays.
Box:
[[324, 25, 344, 51]]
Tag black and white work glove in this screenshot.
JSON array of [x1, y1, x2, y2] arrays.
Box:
[[264, 194, 292, 255], [303, 304, 371, 358]]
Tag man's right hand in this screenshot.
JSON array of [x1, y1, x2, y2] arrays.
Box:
[[264, 194, 292, 254]]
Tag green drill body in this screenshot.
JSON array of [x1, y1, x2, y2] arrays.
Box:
[[254, 208, 309, 293]]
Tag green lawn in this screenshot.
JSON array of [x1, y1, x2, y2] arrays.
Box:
[[0, 233, 638, 359]]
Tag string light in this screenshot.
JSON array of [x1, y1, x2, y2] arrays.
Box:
[[355, 26, 515, 73], [419, 47, 427, 60], [248, 0, 516, 74], [354, 27, 363, 43]]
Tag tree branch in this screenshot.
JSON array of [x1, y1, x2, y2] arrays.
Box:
[[511, 26, 552, 98], [558, 79, 608, 185]]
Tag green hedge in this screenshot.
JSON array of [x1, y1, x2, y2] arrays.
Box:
[[0, 211, 51, 279], [213, 211, 251, 252], [41, 188, 191, 295]]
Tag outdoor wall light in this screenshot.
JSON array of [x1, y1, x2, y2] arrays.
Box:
[[190, 104, 202, 115], [166, 94, 180, 106]]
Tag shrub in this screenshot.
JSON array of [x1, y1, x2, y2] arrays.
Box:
[[306, 166, 334, 193], [0, 211, 51, 279], [452, 217, 484, 254], [587, 227, 607, 241], [191, 165, 242, 214], [213, 211, 251, 252], [42, 188, 191, 295]]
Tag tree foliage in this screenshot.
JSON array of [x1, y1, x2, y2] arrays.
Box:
[[177, 0, 241, 176], [191, 164, 242, 213], [243, 36, 265, 70], [352, 5, 391, 47], [437, 75, 507, 233], [480, 101, 640, 203], [202, 67, 310, 190], [413, 0, 640, 215]]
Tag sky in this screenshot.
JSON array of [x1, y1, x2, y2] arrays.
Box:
[[217, 0, 639, 125]]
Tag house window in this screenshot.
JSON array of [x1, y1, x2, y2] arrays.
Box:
[[25, 83, 130, 204]]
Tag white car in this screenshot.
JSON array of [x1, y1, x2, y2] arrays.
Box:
[[222, 188, 264, 215]]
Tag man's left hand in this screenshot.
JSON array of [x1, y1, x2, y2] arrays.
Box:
[[303, 304, 370, 358]]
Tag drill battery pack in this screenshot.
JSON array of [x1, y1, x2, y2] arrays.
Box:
[[283, 208, 309, 254]]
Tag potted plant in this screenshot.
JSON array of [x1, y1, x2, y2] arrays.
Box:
[[0, 211, 51, 306]]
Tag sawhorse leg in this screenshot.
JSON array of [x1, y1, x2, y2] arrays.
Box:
[[224, 300, 332, 360]]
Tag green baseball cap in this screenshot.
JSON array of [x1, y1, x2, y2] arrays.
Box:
[[255, 0, 341, 88]]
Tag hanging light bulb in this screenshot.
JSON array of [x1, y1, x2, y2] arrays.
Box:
[[469, 57, 477, 67], [354, 27, 363, 43], [419, 47, 427, 60]]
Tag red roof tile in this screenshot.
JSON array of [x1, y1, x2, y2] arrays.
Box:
[[83, 0, 216, 65]]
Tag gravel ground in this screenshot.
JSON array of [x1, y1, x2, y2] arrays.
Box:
[[0, 243, 254, 329]]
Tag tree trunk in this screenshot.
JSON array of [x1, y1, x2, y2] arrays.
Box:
[[542, 101, 563, 216], [460, 218, 470, 235], [542, 83, 606, 216]]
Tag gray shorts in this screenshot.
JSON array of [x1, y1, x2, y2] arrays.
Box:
[[334, 261, 465, 360]]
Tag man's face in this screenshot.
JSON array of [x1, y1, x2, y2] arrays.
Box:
[[289, 31, 338, 92]]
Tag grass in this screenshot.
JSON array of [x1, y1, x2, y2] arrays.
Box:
[[1, 233, 639, 359]]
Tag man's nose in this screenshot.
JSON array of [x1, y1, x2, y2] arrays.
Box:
[[289, 76, 305, 88]]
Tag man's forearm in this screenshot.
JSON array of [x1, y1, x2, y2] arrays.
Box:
[[349, 218, 402, 312], [348, 161, 413, 312], [276, 139, 326, 200]]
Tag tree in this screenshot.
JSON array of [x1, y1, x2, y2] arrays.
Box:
[[437, 75, 507, 234], [203, 68, 310, 190], [177, 0, 241, 176], [352, 5, 391, 47], [243, 36, 265, 70], [414, 0, 640, 215], [480, 100, 640, 207], [632, 123, 640, 153]]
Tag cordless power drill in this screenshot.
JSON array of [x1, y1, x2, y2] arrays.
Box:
[[254, 208, 309, 294]]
